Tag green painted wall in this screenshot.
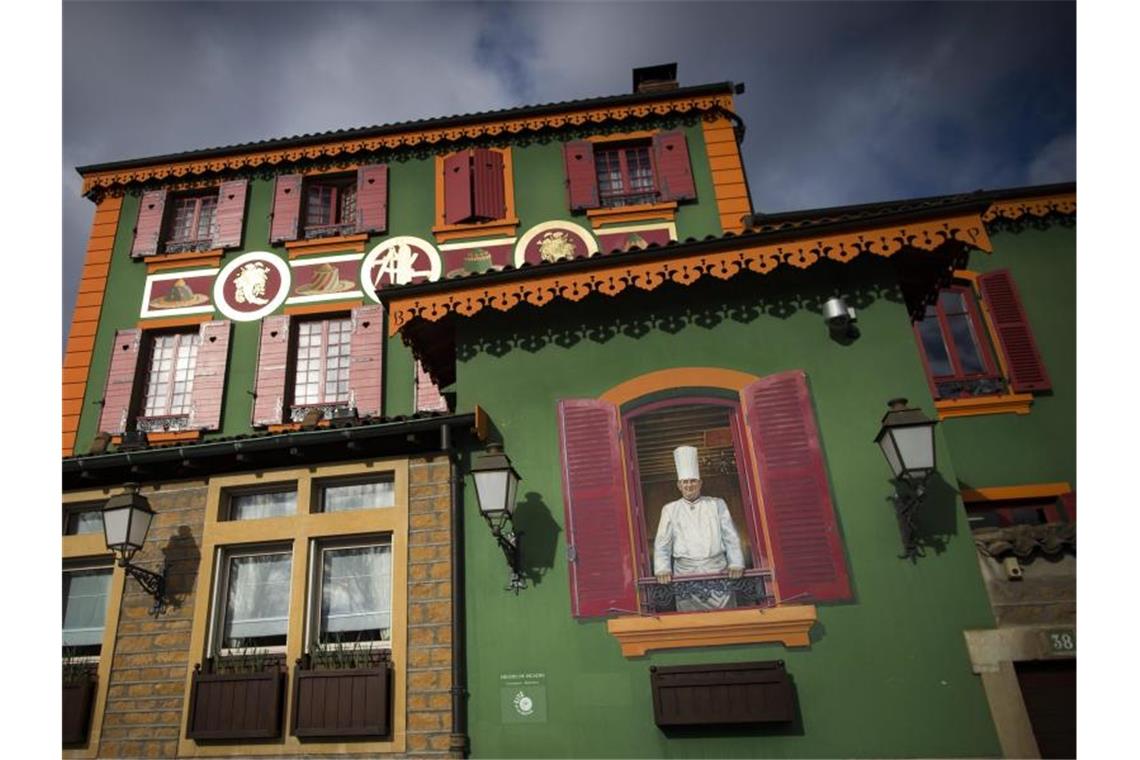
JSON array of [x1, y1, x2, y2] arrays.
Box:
[[940, 221, 1077, 490], [455, 260, 1000, 758]]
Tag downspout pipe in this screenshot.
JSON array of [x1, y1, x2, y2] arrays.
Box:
[[442, 423, 470, 756]]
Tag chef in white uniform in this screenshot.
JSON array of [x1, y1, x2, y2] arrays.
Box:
[[653, 445, 746, 611]]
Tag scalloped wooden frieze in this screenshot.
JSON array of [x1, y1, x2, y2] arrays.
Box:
[[983, 193, 1076, 222]]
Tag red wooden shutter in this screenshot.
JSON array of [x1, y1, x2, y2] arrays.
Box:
[[355, 165, 389, 235], [563, 140, 598, 212], [269, 174, 302, 243], [741, 371, 851, 603], [556, 399, 638, 618], [212, 179, 248, 249], [977, 270, 1052, 393], [131, 189, 168, 257], [653, 132, 696, 202], [251, 315, 291, 426], [442, 151, 473, 225], [188, 320, 232, 431], [472, 148, 505, 221], [414, 359, 448, 413], [349, 304, 385, 418], [99, 329, 143, 433]]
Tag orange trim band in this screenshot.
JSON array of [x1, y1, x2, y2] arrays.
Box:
[[600, 367, 759, 407], [983, 193, 1075, 223], [960, 482, 1072, 503], [145, 249, 223, 273], [285, 234, 370, 257], [606, 605, 817, 657], [137, 313, 214, 330], [701, 113, 751, 233], [935, 393, 1033, 419], [284, 300, 362, 316], [586, 201, 677, 229], [112, 430, 203, 445]]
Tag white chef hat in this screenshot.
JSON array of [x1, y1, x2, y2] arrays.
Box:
[[673, 446, 701, 480]]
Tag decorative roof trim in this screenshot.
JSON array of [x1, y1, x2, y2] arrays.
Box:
[[387, 212, 991, 335], [982, 192, 1076, 222], [80, 94, 736, 196]]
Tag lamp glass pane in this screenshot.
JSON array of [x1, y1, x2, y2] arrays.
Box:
[[103, 506, 130, 549], [505, 470, 519, 517], [474, 470, 508, 516], [127, 506, 153, 549], [878, 434, 904, 479], [893, 425, 936, 473]]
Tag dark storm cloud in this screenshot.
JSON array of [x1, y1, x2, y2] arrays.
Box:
[[62, 1, 1074, 344]]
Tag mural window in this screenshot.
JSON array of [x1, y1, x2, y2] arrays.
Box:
[[164, 192, 218, 253], [139, 330, 200, 428], [303, 174, 357, 239], [131, 181, 248, 257], [437, 147, 513, 227], [63, 563, 113, 658], [64, 503, 104, 535], [225, 486, 298, 521], [209, 547, 293, 655], [292, 316, 352, 412], [316, 475, 396, 513], [595, 143, 658, 207], [563, 131, 696, 212], [307, 538, 393, 649]]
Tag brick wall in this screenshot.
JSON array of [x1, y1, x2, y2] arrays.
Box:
[[99, 481, 207, 759]]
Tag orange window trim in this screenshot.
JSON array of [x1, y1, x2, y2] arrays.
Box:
[[432, 147, 518, 242], [935, 394, 1033, 419], [284, 300, 363, 316], [960, 482, 1072, 503], [599, 367, 759, 406], [137, 313, 214, 330], [586, 201, 677, 229], [145, 249, 224, 273], [285, 233, 370, 257], [111, 430, 202, 445]]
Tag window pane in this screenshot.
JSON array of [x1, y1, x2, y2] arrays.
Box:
[[65, 508, 103, 535], [321, 479, 395, 512], [916, 317, 954, 376], [63, 568, 112, 650], [222, 553, 291, 649], [229, 490, 297, 520], [320, 544, 392, 643], [947, 313, 987, 375]]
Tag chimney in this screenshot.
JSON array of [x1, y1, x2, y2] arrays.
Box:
[[632, 63, 679, 94]]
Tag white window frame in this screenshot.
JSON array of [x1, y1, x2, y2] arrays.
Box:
[[206, 544, 293, 658], [63, 559, 115, 663], [304, 535, 394, 654]]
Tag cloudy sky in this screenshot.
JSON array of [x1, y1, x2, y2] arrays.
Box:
[[62, 0, 1076, 342]]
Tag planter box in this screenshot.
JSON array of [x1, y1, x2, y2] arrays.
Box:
[[650, 660, 794, 727], [292, 663, 391, 738], [62, 679, 96, 745], [186, 668, 284, 740]]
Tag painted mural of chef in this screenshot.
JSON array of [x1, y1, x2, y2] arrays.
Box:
[[653, 445, 745, 611]]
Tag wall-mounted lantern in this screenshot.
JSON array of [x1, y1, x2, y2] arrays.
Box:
[[469, 445, 525, 593], [873, 398, 938, 560], [102, 483, 168, 615], [823, 296, 858, 338]]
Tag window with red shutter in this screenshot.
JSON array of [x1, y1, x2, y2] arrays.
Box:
[[562, 132, 697, 212], [442, 149, 508, 224]]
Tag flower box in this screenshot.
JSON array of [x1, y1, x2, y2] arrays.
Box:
[[62, 678, 96, 745], [186, 665, 284, 740], [650, 660, 794, 727], [292, 662, 391, 738]]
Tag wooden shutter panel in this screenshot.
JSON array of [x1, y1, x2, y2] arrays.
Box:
[[742, 371, 851, 603], [131, 189, 168, 257], [99, 329, 143, 433], [349, 304, 385, 418], [355, 165, 389, 235], [472, 148, 505, 221], [251, 315, 291, 426], [977, 270, 1052, 393], [188, 320, 232, 431], [1059, 491, 1076, 522], [653, 132, 697, 202], [557, 399, 638, 618], [269, 174, 302, 243], [442, 151, 473, 225], [414, 359, 448, 413], [212, 179, 248, 249], [563, 140, 599, 212]]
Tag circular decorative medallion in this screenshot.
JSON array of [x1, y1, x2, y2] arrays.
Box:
[[514, 220, 598, 268], [360, 236, 442, 302], [213, 251, 291, 321]]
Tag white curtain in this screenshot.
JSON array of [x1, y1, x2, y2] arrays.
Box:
[[222, 553, 291, 645], [320, 545, 391, 641], [63, 569, 112, 646], [230, 491, 296, 520], [322, 481, 395, 512]]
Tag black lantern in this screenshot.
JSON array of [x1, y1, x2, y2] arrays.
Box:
[[101, 484, 168, 614], [873, 399, 938, 561], [469, 445, 525, 593]]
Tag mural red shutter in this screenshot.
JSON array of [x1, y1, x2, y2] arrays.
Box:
[[349, 304, 385, 418], [188, 320, 232, 431], [442, 151, 473, 225], [99, 329, 143, 433], [557, 399, 638, 618], [563, 140, 598, 211], [269, 174, 302, 243], [1060, 491, 1076, 522], [131, 189, 168, 257], [471, 148, 505, 221], [251, 315, 292, 426], [742, 371, 851, 603], [355, 164, 389, 235], [415, 359, 448, 413], [977, 269, 1052, 393], [211, 179, 248, 249], [653, 132, 696, 202]]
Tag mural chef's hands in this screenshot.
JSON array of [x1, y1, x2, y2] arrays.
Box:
[[655, 572, 672, 584], [727, 566, 744, 580]]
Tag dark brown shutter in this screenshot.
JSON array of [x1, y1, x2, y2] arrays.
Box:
[[349, 304, 384, 418], [653, 132, 696, 202], [977, 270, 1052, 393], [563, 140, 599, 212], [557, 399, 638, 618], [269, 174, 302, 243], [741, 371, 851, 603], [131, 189, 168, 257], [189, 320, 232, 431], [99, 329, 143, 433], [414, 359, 448, 413], [472, 148, 505, 221], [251, 315, 291, 426], [355, 165, 389, 235], [442, 151, 473, 225], [212, 179, 248, 249]]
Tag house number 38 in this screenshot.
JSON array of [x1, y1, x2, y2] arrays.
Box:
[[1049, 632, 1075, 652]]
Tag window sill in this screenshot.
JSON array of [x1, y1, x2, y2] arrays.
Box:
[[112, 430, 202, 445], [935, 393, 1034, 419], [145, 249, 223, 273], [432, 217, 520, 243], [285, 233, 370, 257], [605, 604, 817, 657], [585, 201, 678, 228]]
